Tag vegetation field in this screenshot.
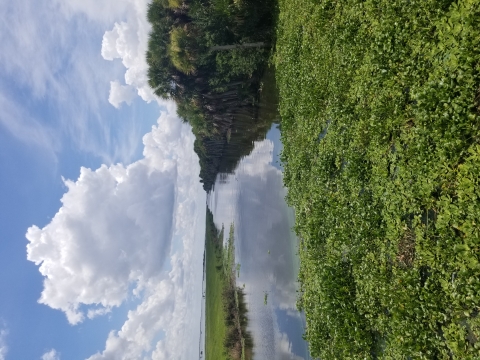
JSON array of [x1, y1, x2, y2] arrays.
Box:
[[276, 0, 480, 359], [205, 209, 252, 360], [205, 209, 229, 360]]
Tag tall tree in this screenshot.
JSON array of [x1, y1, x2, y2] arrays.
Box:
[[146, 0, 276, 191]]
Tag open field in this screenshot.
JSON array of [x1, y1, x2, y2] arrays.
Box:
[[276, 0, 480, 358]]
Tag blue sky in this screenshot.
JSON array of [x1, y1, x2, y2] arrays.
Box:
[[0, 0, 205, 359]]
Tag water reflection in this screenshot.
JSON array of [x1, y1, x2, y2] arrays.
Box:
[[208, 125, 310, 360]]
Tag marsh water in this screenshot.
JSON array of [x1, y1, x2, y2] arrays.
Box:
[[205, 69, 311, 359]]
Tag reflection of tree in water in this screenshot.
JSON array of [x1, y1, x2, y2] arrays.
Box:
[[195, 68, 279, 192], [196, 108, 276, 191], [230, 142, 310, 359]]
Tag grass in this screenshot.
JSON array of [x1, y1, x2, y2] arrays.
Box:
[[205, 209, 252, 360], [276, 0, 480, 358], [205, 209, 229, 360]]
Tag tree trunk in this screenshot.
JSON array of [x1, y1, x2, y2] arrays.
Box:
[[210, 42, 266, 51]]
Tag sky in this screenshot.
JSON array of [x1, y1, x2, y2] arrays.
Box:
[[0, 0, 206, 359]]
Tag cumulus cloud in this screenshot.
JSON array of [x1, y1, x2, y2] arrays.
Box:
[[85, 113, 206, 360], [27, 110, 206, 358], [16, 0, 207, 357], [102, 22, 135, 62], [101, 3, 157, 106], [27, 159, 176, 323], [108, 81, 137, 108], [0, 324, 8, 360], [28, 111, 191, 322], [52, 0, 153, 98], [87, 280, 174, 359], [42, 349, 60, 360], [87, 252, 202, 360]]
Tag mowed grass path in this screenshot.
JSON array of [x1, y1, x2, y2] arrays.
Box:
[[205, 211, 229, 360], [276, 0, 480, 359]]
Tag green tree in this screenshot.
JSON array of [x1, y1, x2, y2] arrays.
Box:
[[146, 0, 276, 191]]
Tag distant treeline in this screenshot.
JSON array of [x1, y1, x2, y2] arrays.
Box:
[[146, 0, 276, 191]]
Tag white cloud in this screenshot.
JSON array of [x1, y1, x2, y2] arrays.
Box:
[[101, 5, 157, 106], [0, 0, 158, 164], [0, 324, 8, 360], [42, 349, 60, 360], [27, 159, 176, 323], [87, 265, 175, 359], [108, 81, 137, 108], [14, 0, 208, 357], [85, 113, 206, 360], [27, 110, 206, 358], [87, 307, 112, 320]]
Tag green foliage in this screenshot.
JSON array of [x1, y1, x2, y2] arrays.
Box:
[[176, 98, 210, 135], [146, 0, 178, 98], [205, 210, 252, 360], [168, 26, 196, 74], [205, 209, 229, 360], [276, 0, 480, 358], [146, 0, 277, 191], [167, 0, 182, 8]]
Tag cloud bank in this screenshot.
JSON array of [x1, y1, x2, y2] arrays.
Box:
[[27, 112, 206, 359], [17, 0, 207, 358]]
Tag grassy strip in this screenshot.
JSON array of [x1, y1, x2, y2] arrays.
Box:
[[205, 209, 229, 360], [276, 0, 480, 359], [205, 209, 252, 359]]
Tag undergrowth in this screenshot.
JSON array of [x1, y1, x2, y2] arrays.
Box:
[[276, 0, 480, 358]]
